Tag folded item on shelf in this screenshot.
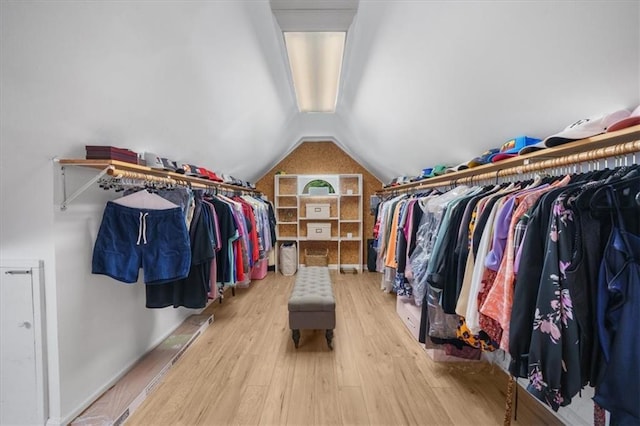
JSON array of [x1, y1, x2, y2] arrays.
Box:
[[86, 145, 139, 164]]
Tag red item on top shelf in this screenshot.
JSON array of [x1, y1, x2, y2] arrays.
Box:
[[85, 145, 139, 165]]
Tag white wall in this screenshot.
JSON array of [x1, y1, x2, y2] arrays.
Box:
[[51, 172, 199, 425], [339, 1, 640, 182], [0, 1, 294, 423]]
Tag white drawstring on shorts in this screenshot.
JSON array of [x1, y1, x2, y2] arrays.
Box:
[[136, 212, 149, 245]]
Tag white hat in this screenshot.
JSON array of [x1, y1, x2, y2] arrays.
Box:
[[445, 162, 469, 174], [543, 109, 630, 147], [519, 109, 630, 155], [144, 152, 164, 169]]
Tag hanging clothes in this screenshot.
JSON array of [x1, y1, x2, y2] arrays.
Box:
[[92, 190, 191, 285], [145, 192, 218, 309], [375, 164, 640, 420], [593, 189, 640, 424]]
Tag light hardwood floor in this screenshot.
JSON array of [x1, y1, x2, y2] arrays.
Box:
[[127, 271, 561, 426]]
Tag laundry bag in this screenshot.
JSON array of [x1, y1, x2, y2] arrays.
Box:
[[279, 243, 297, 276]]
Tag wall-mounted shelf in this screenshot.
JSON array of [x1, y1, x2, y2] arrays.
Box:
[[378, 124, 640, 194], [56, 159, 259, 210], [298, 194, 340, 199], [299, 216, 340, 220]]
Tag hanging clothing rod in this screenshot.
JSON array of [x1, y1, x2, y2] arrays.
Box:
[[379, 140, 640, 195], [107, 168, 178, 185], [459, 140, 640, 185], [56, 158, 260, 210]]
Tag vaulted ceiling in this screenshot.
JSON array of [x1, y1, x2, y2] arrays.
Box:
[[1, 1, 639, 184]]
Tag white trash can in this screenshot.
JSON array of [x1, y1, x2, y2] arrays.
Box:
[[279, 243, 297, 276]]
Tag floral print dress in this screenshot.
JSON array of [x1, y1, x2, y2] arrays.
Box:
[[527, 191, 582, 411]]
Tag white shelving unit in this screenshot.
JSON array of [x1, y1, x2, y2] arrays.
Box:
[[274, 174, 363, 273]]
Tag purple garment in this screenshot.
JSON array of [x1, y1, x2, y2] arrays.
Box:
[[484, 197, 515, 271], [513, 228, 527, 275], [403, 200, 416, 241]]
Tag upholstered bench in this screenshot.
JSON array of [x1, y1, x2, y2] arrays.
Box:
[[288, 266, 335, 350]]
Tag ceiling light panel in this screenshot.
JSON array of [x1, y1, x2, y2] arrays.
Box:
[[284, 31, 346, 113]]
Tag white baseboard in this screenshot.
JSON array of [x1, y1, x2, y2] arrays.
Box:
[[61, 312, 210, 426]]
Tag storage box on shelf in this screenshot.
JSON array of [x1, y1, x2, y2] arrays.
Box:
[[306, 203, 330, 219], [307, 223, 331, 240]]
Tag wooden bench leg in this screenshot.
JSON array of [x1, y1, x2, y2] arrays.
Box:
[[292, 329, 300, 348], [326, 329, 334, 350]]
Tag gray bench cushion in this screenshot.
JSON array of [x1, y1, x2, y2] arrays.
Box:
[[288, 267, 335, 312]]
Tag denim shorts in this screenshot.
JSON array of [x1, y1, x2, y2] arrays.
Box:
[[92, 201, 191, 284]]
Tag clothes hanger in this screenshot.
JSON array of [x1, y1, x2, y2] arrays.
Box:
[[113, 186, 179, 210], [589, 175, 640, 217]]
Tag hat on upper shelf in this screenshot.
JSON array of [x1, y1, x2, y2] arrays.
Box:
[[488, 136, 541, 163], [519, 109, 631, 155], [144, 152, 164, 169], [467, 148, 500, 168], [424, 165, 447, 178], [206, 170, 224, 182], [606, 105, 640, 133], [181, 164, 206, 178], [445, 162, 469, 174], [160, 158, 179, 172]]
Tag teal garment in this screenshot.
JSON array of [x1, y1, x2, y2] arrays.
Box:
[[423, 187, 482, 339]]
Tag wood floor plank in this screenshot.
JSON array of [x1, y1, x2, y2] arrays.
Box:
[[232, 386, 268, 426], [285, 353, 315, 425], [257, 345, 295, 426], [337, 386, 370, 425], [313, 352, 341, 425], [124, 270, 567, 426]]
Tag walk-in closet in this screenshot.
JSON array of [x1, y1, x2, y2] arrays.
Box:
[[1, 1, 639, 425]]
